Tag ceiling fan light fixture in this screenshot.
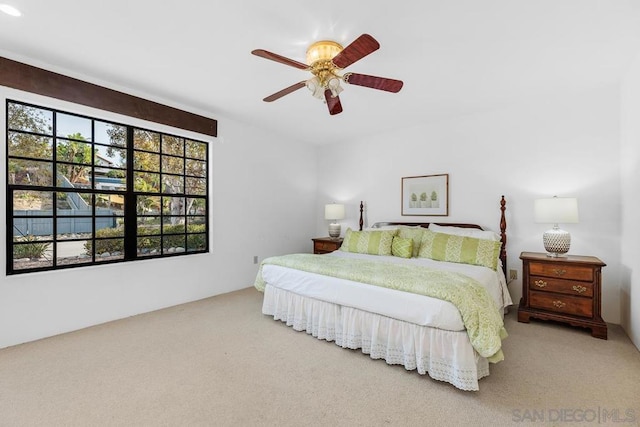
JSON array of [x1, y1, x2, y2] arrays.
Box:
[[306, 40, 343, 66], [327, 77, 343, 98], [306, 77, 325, 99]]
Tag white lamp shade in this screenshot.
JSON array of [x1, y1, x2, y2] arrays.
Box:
[[534, 197, 579, 224], [324, 204, 345, 220]]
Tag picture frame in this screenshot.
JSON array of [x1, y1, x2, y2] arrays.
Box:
[[401, 174, 449, 216]]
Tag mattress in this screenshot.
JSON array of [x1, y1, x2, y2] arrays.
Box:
[[260, 250, 512, 332]]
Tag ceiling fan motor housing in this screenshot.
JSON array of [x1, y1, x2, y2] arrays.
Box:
[[306, 40, 344, 65]]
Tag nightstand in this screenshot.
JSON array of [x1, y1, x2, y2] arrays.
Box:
[[518, 251, 607, 339], [312, 237, 343, 254]]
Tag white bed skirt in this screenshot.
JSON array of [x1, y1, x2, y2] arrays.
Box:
[[262, 285, 490, 391]]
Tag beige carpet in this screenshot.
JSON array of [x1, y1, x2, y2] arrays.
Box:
[[1, 287, 639, 427]]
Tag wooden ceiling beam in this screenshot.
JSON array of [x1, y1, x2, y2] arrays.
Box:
[[0, 56, 217, 137]]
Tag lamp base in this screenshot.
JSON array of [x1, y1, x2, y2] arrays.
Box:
[[328, 223, 341, 238], [543, 227, 571, 257]]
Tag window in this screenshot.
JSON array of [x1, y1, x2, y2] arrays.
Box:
[[6, 100, 209, 274]]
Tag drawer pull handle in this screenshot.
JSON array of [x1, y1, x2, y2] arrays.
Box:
[[552, 300, 566, 308], [572, 285, 587, 294], [553, 269, 567, 276], [534, 280, 547, 288]]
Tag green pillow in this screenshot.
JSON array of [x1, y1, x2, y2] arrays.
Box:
[[391, 236, 413, 259], [418, 229, 501, 270], [397, 226, 425, 257], [340, 228, 397, 256]]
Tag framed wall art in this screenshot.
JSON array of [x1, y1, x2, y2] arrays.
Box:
[[401, 174, 449, 216]]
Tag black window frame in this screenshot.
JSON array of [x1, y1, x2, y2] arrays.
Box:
[[6, 99, 209, 275]]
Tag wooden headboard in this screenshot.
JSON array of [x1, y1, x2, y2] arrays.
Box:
[[358, 196, 508, 276]]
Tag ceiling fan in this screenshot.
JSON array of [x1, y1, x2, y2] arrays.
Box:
[[251, 34, 403, 115]]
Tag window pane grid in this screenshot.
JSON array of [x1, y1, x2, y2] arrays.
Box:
[[6, 100, 209, 274]]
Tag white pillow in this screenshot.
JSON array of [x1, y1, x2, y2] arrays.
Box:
[[428, 223, 500, 242], [365, 224, 399, 231]]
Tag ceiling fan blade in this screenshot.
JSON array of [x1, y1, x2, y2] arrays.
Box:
[[324, 89, 343, 115], [344, 73, 403, 93], [251, 49, 309, 70], [331, 34, 380, 69], [263, 81, 307, 102]]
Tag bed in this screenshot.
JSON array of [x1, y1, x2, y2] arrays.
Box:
[[254, 196, 511, 391]]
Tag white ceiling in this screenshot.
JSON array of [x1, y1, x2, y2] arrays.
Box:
[[1, 1, 640, 145]]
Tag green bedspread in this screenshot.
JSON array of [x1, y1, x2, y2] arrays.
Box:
[[254, 253, 507, 363]]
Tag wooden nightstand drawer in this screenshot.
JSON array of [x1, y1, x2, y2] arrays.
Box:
[[315, 241, 337, 252], [529, 276, 594, 297], [530, 291, 593, 318], [312, 237, 343, 254], [529, 262, 593, 281]]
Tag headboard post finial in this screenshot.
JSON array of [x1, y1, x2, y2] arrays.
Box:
[[359, 201, 364, 231]]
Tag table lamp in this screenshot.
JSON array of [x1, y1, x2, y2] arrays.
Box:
[[324, 203, 345, 238], [534, 196, 579, 257]]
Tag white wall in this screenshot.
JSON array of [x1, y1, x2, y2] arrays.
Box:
[[620, 52, 640, 349], [0, 87, 317, 349], [2, 79, 633, 348], [317, 85, 622, 324]]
